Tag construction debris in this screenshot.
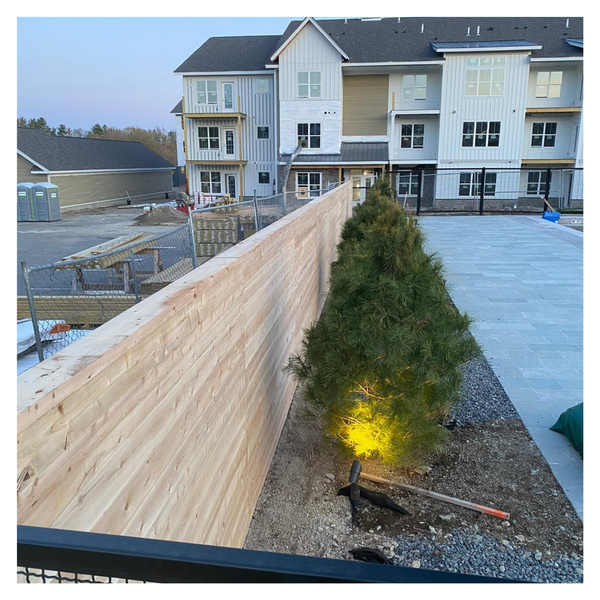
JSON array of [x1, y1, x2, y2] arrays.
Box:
[[133, 205, 188, 226]]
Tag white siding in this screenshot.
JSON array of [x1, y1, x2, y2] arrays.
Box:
[[437, 53, 530, 166], [391, 116, 439, 162], [175, 115, 185, 167], [521, 115, 579, 161], [388, 68, 443, 112], [526, 64, 583, 108], [277, 21, 343, 155]]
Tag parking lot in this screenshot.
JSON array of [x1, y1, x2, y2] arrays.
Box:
[[17, 207, 176, 295]]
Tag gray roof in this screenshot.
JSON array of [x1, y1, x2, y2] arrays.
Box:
[[292, 142, 388, 164], [174, 35, 280, 73], [277, 17, 583, 62], [171, 100, 183, 114], [431, 40, 541, 51], [18, 127, 174, 172], [175, 17, 583, 74]]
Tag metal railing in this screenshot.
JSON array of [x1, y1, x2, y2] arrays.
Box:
[[388, 167, 583, 215], [19, 186, 341, 365], [17, 525, 516, 583]]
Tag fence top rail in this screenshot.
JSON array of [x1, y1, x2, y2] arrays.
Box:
[[392, 167, 583, 172], [24, 223, 190, 273], [17, 525, 518, 584]]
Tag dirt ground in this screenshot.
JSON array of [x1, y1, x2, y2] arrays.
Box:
[[244, 387, 583, 563]]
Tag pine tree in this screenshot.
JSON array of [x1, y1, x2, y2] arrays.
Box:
[[287, 179, 479, 466]]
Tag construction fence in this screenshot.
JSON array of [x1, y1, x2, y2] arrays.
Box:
[[389, 167, 583, 214], [19, 187, 340, 363]]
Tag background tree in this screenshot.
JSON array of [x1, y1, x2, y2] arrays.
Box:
[[287, 179, 479, 466], [55, 124, 71, 136]]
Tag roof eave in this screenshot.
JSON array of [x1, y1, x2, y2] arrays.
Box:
[[433, 45, 542, 53], [270, 17, 349, 62]]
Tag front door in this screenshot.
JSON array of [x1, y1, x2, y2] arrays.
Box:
[[225, 173, 237, 200]]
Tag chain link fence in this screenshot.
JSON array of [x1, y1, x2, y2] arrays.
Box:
[[20, 186, 340, 365]]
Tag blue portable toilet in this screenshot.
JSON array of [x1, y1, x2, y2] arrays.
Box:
[[33, 182, 61, 221], [17, 183, 36, 222]]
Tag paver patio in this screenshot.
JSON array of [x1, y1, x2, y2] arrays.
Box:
[[419, 215, 583, 520]]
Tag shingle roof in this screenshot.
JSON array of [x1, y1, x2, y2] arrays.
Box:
[[17, 128, 174, 172], [174, 35, 281, 73], [275, 17, 583, 63], [171, 100, 183, 114], [291, 142, 388, 164]]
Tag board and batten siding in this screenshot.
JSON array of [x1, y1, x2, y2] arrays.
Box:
[[437, 53, 530, 166], [17, 183, 353, 549], [17, 154, 48, 184], [52, 170, 173, 209], [278, 21, 343, 155], [343, 75, 389, 137]]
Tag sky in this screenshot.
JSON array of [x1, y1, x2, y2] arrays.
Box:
[[17, 17, 297, 131]]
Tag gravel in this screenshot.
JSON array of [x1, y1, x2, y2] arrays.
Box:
[[453, 356, 520, 425], [391, 527, 583, 583]]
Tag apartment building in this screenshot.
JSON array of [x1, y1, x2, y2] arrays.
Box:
[[173, 17, 583, 207]]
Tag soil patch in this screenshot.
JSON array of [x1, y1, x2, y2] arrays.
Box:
[[244, 377, 583, 581], [133, 205, 188, 226]]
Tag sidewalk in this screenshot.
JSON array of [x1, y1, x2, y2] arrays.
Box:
[[419, 215, 583, 521]]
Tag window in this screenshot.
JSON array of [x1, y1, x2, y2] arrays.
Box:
[[397, 172, 420, 196], [535, 71, 563, 99], [298, 123, 321, 149], [258, 172, 270, 184], [224, 130, 235, 155], [298, 71, 321, 98], [459, 172, 497, 197], [222, 83, 233, 110], [257, 126, 270, 140], [196, 80, 218, 104], [198, 126, 220, 150], [527, 171, 550, 195], [200, 171, 222, 194], [402, 75, 427, 101], [297, 172, 322, 197], [400, 124, 425, 149], [465, 57, 505, 96], [462, 121, 501, 147], [256, 79, 269, 94], [531, 122, 557, 147]]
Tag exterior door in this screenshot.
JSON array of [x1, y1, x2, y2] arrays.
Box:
[[222, 82, 234, 112], [225, 173, 237, 200], [224, 129, 235, 158]]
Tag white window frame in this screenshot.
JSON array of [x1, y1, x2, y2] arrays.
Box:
[[258, 171, 270, 185], [297, 71, 322, 98], [256, 78, 269, 94], [465, 56, 505, 97], [296, 172, 322, 197], [222, 82, 234, 111], [535, 71, 563, 99], [462, 121, 501, 148], [297, 123, 321, 149], [396, 171, 420, 196], [257, 126, 270, 140], [400, 123, 425, 149], [458, 172, 497, 197], [200, 171, 222, 195], [531, 122, 557, 147], [402, 74, 427, 101], [196, 80, 218, 105], [198, 126, 220, 150], [224, 129, 235, 156], [526, 171, 549, 196]]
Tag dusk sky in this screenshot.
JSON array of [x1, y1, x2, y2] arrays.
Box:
[[17, 17, 298, 132]]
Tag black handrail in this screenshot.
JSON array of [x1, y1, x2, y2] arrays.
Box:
[[17, 525, 518, 583]]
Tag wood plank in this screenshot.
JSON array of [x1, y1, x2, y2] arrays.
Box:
[[17, 183, 353, 548]]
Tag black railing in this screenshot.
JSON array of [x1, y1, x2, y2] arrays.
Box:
[[17, 525, 518, 583]]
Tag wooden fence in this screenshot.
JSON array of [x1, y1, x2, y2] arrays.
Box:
[[17, 183, 352, 549]]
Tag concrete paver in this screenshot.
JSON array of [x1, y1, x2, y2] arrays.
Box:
[[419, 215, 583, 521]]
